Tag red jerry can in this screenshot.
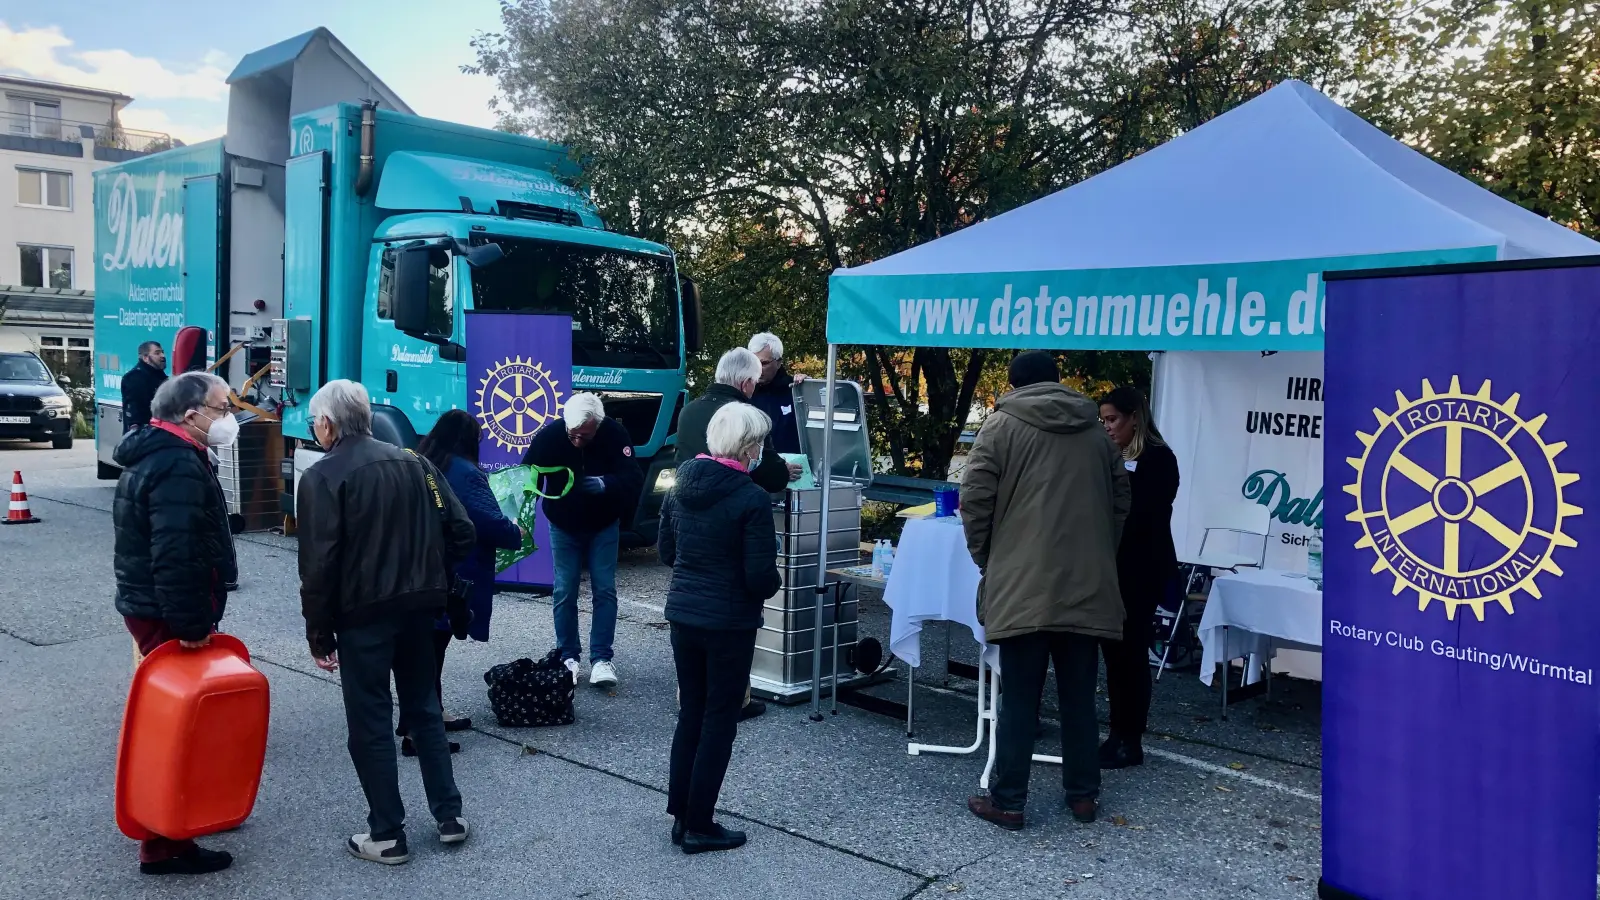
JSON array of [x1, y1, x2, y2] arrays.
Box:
[[115, 634, 270, 841]]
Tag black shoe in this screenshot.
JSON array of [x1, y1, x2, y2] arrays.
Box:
[[401, 736, 461, 757], [671, 817, 686, 846], [140, 846, 233, 876], [1098, 734, 1144, 769], [739, 700, 767, 722], [682, 823, 747, 854], [444, 716, 473, 732]]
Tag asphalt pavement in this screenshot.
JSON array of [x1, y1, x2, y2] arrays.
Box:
[[0, 442, 1327, 899]]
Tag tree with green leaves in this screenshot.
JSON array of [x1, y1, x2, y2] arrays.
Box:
[[473, 0, 1424, 478], [1385, 0, 1598, 237]]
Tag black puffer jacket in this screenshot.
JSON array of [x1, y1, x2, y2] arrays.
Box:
[[112, 424, 237, 641], [297, 435, 476, 656], [657, 457, 781, 631]]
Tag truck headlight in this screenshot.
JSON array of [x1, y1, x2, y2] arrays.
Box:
[[44, 396, 71, 410]]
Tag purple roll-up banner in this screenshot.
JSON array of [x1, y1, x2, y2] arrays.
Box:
[[1321, 259, 1600, 899], [465, 311, 573, 590]]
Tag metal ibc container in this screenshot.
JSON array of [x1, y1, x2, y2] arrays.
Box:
[[215, 412, 283, 532], [751, 485, 863, 691]]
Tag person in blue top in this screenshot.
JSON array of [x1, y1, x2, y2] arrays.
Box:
[[399, 410, 525, 756]]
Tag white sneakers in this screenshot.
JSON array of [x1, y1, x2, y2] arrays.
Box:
[[590, 659, 619, 688], [348, 834, 410, 865], [347, 820, 467, 865], [564, 658, 582, 684]]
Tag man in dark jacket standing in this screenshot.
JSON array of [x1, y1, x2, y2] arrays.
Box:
[[746, 332, 803, 455], [120, 341, 168, 433], [112, 371, 238, 875], [676, 348, 800, 494], [297, 379, 477, 866], [960, 351, 1131, 831], [522, 392, 644, 689]]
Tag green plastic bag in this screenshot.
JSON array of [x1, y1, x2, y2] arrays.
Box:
[[487, 464, 572, 572]]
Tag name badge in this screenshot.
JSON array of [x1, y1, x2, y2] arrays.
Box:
[[1124, 460, 1138, 472], [781, 405, 793, 416]]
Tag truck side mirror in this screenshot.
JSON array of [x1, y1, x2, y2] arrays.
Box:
[[680, 275, 703, 354], [391, 245, 433, 335]]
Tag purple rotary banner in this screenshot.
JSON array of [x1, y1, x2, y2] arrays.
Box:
[[465, 311, 573, 589], [1321, 260, 1600, 899]]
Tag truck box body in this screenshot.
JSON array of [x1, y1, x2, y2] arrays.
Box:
[[92, 141, 226, 447]]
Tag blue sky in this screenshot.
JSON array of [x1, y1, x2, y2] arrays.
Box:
[[0, 1, 508, 143]]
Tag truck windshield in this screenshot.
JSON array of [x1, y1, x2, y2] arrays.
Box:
[[0, 355, 51, 383], [469, 235, 680, 370]]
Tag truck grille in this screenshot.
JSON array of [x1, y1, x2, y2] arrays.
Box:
[[0, 395, 43, 413], [598, 392, 663, 447]]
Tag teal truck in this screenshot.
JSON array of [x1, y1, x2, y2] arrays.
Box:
[[93, 28, 700, 543]]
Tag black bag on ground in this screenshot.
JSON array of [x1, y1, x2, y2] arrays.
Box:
[[484, 650, 575, 727]]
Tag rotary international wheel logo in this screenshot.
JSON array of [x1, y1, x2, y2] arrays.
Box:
[[475, 357, 564, 452], [1345, 377, 1580, 621]]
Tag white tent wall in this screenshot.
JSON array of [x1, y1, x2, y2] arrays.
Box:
[[1153, 350, 1326, 680]]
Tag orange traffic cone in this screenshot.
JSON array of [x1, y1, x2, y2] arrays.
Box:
[[4, 471, 40, 525]]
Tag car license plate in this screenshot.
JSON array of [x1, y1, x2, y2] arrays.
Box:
[[0, 416, 29, 424]]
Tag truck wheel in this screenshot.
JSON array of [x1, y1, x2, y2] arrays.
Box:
[[52, 434, 73, 450], [98, 461, 120, 480]]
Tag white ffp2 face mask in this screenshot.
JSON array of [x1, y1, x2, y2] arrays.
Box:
[[205, 412, 240, 447]]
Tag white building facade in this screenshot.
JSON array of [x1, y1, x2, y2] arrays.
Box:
[[0, 76, 170, 387]]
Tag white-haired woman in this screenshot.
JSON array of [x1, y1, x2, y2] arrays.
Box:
[[657, 402, 781, 855], [521, 392, 644, 688]]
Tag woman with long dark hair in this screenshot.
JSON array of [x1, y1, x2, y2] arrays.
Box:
[[1097, 386, 1180, 768], [399, 410, 524, 755]]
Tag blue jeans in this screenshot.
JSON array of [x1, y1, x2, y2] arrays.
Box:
[[549, 521, 620, 663]]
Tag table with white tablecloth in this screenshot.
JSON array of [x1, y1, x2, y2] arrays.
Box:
[[884, 516, 998, 671], [1197, 569, 1323, 700], [880, 515, 1056, 786]]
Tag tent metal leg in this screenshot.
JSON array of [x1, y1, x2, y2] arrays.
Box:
[[809, 344, 839, 722]]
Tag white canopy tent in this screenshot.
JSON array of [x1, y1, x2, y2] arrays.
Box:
[[810, 80, 1598, 696]]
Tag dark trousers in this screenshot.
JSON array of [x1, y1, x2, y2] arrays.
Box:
[[992, 631, 1101, 812], [667, 623, 756, 832], [1101, 578, 1160, 740], [396, 628, 454, 737], [337, 612, 462, 841]]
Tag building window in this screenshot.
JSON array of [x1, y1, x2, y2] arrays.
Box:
[[6, 96, 62, 140], [38, 335, 91, 388], [17, 168, 71, 210], [19, 245, 73, 289]]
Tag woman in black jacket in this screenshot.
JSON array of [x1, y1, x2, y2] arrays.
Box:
[[1097, 386, 1181, 769], [396, 410, 525, 755], [657, 403, 781, 855]]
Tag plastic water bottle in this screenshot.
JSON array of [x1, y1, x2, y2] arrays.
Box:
[[871, 540, 885, 578], [882, 541, 895, 579], [1307, 529, 1323, 589]]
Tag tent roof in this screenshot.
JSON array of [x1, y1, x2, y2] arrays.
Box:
[[841, 81, 1598, 279]]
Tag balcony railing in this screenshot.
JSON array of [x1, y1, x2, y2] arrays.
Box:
[[2, 111, 176, 153]]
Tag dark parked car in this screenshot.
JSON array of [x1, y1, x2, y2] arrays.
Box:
[[0, 351, 73, 449]]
